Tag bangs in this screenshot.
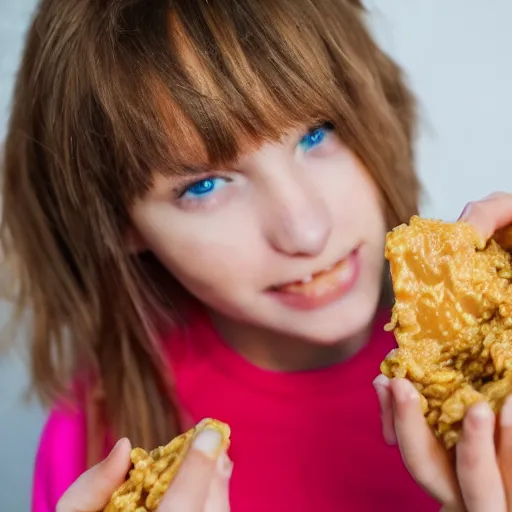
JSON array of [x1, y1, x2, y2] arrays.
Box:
[[58, 0, 415, 226], [160, 1, 341, 164], [90, 0, 357, 201], [4, 0, 416, 452]]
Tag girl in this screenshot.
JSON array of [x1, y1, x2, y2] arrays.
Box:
[[3, 0, 511, 510]]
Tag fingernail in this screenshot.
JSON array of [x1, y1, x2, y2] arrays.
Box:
[[192, 428, 223, 458], [467, 401, 492, 426], [372, 374, 390, 390], [391, 378, 418, 405], [458, 203, 472, 221], [216, 453, 234, 479], [373, 375, 397, 446], [106, 438, 125, 459], [501, 396, 512, 427], [373, 376, 389, 411]]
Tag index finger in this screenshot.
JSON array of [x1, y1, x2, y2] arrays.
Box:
[[158, 427, 225, 512], [390, 379, 461, 508], [459, 192, 512, 241], [456, 402, 506, 512], [56, 438, 132, 512]]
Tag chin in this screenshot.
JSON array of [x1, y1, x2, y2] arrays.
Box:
[[308, 298, 380, 344]]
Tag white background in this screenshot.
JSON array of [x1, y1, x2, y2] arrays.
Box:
[[0, 1, 511, 509]]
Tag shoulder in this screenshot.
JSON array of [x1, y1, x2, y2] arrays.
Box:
[[32, 400, 88, 512]]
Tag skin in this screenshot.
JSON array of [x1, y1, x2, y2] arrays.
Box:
[[56, 432, 233, 512], [59, 192, 512, 511], [61, 125, 388, 510], [59, 138, 512, 512], [129, 125, 386, 371], [374, 192, 512, 512]]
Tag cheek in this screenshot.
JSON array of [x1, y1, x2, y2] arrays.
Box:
[[137, 214, 261, 299], [320, 153, 386, 235], [152, 235, 233, 291]]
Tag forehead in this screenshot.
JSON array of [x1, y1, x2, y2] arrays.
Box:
[[150, 9, 335, 173]]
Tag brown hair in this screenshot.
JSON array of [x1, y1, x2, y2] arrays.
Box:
[[1, 0, 419, 463]]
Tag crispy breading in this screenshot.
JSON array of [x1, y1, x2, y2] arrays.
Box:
[[381, 216, 512, 448], [104, 418, 231, 511]]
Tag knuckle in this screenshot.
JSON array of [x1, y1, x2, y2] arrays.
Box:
[[484, 191, 509, 201], [457, 440, 482, 472], [405, 460, 438, 490]]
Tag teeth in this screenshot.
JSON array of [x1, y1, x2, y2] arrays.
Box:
[[277, 259, 344, 289], [300, 263, 337, 284], [300, 263, 336, 285], [338, 260, 352, 283]]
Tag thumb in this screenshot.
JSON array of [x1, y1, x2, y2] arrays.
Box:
[[203, 454, 233, 512], [56, 438, 132, 512], [158, 427, 226, 511]]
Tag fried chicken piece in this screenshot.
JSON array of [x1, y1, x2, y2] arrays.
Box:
[[380, 216, 512, 449], [104, 418, 231, 511]]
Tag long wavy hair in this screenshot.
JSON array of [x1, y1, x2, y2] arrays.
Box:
[[1, 0, 419, 464]]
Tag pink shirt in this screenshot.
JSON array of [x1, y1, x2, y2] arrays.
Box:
[[32, 308, 440, 511]]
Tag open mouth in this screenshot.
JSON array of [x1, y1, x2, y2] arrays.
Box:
[[267, 247, 360, 310]]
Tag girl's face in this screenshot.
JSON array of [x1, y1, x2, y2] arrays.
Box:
[[130, 124, 386, 345]]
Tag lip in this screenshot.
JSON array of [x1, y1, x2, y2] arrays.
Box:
[[266, 247, 361, 311]]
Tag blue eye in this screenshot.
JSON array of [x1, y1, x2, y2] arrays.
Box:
[[181, 177, 226, 199], [299, 124, 333, 151]]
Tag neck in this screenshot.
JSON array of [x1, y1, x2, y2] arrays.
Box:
[[208, 311, 374, 372]]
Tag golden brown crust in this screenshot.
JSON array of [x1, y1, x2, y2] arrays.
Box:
[[381, 216, 512, 448], [103, 418, 231, 511]]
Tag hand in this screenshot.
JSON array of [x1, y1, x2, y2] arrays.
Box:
[[374, 376, 512, 511], [374, 192, 512, 512], [56, 428, 232, 512], [458, 191, 512, 244]]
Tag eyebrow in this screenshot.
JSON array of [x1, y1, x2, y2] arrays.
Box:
[[178, 152, 242, 175], [171, 163, 217, 177]]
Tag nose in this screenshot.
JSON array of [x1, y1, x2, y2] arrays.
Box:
[[262, 174, 332, 257]]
